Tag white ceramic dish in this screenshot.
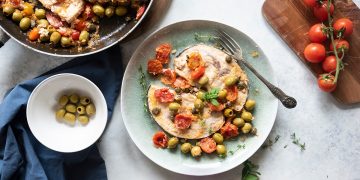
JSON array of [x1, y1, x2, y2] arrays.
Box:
[[27, 73, 108, 153]]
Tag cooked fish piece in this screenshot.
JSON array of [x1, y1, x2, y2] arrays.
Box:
[[38, 0, 85, 23]]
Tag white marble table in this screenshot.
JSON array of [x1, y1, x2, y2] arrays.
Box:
[[1, 0, 360, 179]]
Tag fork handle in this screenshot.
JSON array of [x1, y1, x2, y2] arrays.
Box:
[[238, 58, 297, 109]]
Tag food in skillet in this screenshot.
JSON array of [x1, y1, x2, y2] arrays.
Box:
[[147, 43, 257, 158], [0, 0, 148, 48]]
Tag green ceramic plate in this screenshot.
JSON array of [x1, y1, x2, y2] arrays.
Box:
[[121, 20, 278, 176]]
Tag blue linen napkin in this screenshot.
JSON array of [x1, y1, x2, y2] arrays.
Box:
[[0, 45, 123, 180]]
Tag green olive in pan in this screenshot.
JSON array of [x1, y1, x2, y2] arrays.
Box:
[[86, 104, 96, 116], [50, 32, 61, 44], [12, 10, 23, 22], [180, 143, 192, 153], [245, 99, 256, 111], [118, 0, 130, 6], [218, 89, 227, 99], [198, 75, 209, 86], [3, 5, 15, 16], [37, 19, 49, 27], [61, 37, 72, 47], [169, 102, 181, 112], [79, 31, 89, 46], [105, 6, 115, 18], [35, 8, 46, 19], [232, 118, 245, 127], [196, 91, 205, 100], [212, 133, 224, 144], [92, 4, 105, 17], [191, 146, 202, 157], [241, 123, 252, 134], [115, 6, 127, 16], [241, 111, 253, 122], [223, 108, 234, 118], [19, 17, 31, 31], [224, 76, 238, 86], [167, 137, 179, 149], [216, 145, 226, 155]]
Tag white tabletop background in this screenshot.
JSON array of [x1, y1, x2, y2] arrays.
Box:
[[1, 0, 360, 179]]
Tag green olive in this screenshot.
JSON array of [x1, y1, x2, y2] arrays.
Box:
[[92, 4, 105, 17], [167, 137, 179, 149], [225, 55, 232, 63], [212, 133, 224, 144], [47, 26, 56, 34], [175, 88, 181, 94], [58, 95, 69, 106], [19, 17, 31, 31], [218, 89, 227, 99], [224, 108, 234, 118], [55, 109, 66, 120], [194, 99, 204, 109], [87, 23, 97, 33], [35, 8, 46, 19], [37, 19, 49, 27], [39, 34, 49, 42], [174, 95, 182, 103], [241, 123, 252, 134], [245, 99, 256, 111], [196, 91, 205, 100], [61, 37, 72, 47], [65, 104, 77, 113], [79, 30, 89, 46], [50, 32, 61, 44], [241, 111, 253, 122], [169, 102, 181, 112], [3, 6, 15, 16], [232, 118, 245, 127], [180, 143, 192, 153], [86, 104, 96, 116], [115, 6, 127, 16], [12, 10, 23, 22], [224, 76, 238, 86], [216, 145, 227, 155], [151, 107, 161, 116], [105, 6, 115, 17], [118, 0, 130, 6], [69, 94, 79, 103], [64, 112, 76, 125], [191, 146, 202, 157], [77, 105, 86, 115], [78, 115, 89, 125], [80, 97, 91, 105], [198, 75, 209, 86]]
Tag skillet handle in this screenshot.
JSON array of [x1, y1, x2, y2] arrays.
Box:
[[0, 29, 10, 48]]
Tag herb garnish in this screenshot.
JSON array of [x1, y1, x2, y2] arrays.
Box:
[[194, 33, 220, 42], [204, 88, 220, 106], [228, 144, 246, 155], [290, 133, 306, 151], [138, 66, 148, 113], [242, 160, 261, 180], [262, 135, 280, 149]]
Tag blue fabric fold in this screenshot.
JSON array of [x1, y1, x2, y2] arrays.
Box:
[[0, 45, 123, 180]]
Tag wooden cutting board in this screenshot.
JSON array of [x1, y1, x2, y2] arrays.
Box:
[[262, 0, 360, 105]]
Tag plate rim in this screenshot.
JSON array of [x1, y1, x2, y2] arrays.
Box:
[[120, 19, 279, 176]]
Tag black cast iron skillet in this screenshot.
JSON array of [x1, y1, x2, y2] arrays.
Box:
[[0, 0, 153, 57]]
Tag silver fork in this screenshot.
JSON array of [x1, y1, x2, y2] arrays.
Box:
[[216, 30, 297, 109]]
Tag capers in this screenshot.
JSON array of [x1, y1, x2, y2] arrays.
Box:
[[151, 107, 161, 115], [59, 95, 69, 106], [232, 118, 245, 127], [218, 89, 227, 99], [12, 10, 23, 22], [191, 146, 202, 157], [78, 115, 89, 125], [55, 109, 66, 120], [181, 143, 192, 153], [69, 94, 79, 103], [105, 6, 115, 17], [245, 99, 256, 111], [3, 5, 15, 16], [198, 75, 209, 86], [64, 112, 76, 125], [19, 17, 31, 31], [61, 37, 72, 47], [79, 31, 89, 46], [77, 105, 86, 115], [224, 108, 234, 118], [86, 104, 96, 115], [115, 6, 127, 16], [175, 88, 182, 94], [225, 55, 232, 63], [212, 133, 224, 144], [93, 4, 105, 17], [168, 137, 179, 149], [80, 97, 91, 105], [50, 31, 61, 44], [241, 123, 252, 134], [225, 76, 239, 86], [169, 102, 181, 112], [241, 111, 253, 122], [216, 145, 227, 155], [37, 19, 49, 27], [194, 99, 204, 109], [65, 104, 77, 113], [35, 8, 46, 19], [196, 91, 205, 100]]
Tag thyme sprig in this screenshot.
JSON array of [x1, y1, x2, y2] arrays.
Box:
[[138, 66, 149, 113], [228, 144, 246, 155], [290, 133, 306, 151], [242, 160, 261, 180], [262, 135, 280, 149]]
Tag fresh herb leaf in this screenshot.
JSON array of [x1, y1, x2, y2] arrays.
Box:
[[138, 66, 149, 113], [204, 88, 220, 106], [194, 33, 220, 42], [242, 160, 261, 180], [210, 99, 219, 106], [262, 135, 280, 149], [228, 144, 245, 156], [290, 133, 306, 151]]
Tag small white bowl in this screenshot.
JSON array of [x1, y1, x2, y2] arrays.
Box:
[[27, 73, 108, 153]]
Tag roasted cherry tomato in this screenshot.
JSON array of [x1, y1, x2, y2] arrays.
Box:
[[161, 69, 176, 85], [147, 59, 163, 75], [174, 114, 193, 130], [74, 19, 86, 31], [322, 56, 337, 73], [304, 43, 326, 63], [154, 88, 174, 103], [152, 131, 168, 148], [208, 103, 225, 112], [187, 52, 203, 70], [304, 0, 317, 7], [313, 1, 334, 22], [28, 28, 40, 41], [308, 23, 327, 43], [329, 39, 350, 56], [172, 77, 191, 89], [191, 66, 205, 80], [155, 43, 171, 64], [318, 74, 337, 92], [135, 5, 146, 20], [71, 31, 80, 41], [226, 86, 238, 102], [220, 122, 239, 139], [333, 18, 353, 38], [198, 137, 217, 154]]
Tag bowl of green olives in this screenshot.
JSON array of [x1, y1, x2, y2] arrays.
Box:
[[27, 73, 108, 153]]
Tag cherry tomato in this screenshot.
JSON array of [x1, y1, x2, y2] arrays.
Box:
[[152, 131, 168, 148], [174, 114, 193, 130], [220, 122, 239, 139], [322, 56, 337, 73], [172, 77, 191, 89], [304, 0, 317, 7], [71, 31, 80, 41], [329, 39, 349, 56], [304, 43, 326, 63], [208, 103, 225, 112], [154, 88, 174, 103], [313, 1, 334, 22], [308, 23, 327, 43], [191, 66, 205, 80], [333, 18, 353, 38], [155, 43, 171, 64], [225, 86, 238, 102], [318, 74, 337, 92], [198, 137, 217, 154], [147, 59, 163, 75], [187, 52, 203, 70], [136, 5, 146, 20], [28, 28, 40, 41], [161, 69, 176, 85], [74, 19, 86, 31]]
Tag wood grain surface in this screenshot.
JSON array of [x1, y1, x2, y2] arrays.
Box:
[[262, 0, 360, 105]]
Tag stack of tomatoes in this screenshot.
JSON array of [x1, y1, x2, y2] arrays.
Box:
[[303, 0, 353, 92]]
